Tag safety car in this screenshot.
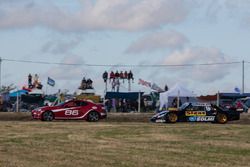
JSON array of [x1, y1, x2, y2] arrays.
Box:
[[32, 99, 107, 122]]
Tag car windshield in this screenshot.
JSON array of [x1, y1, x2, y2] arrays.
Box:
[[56, 102, 66, 107], [179, 102, 190, 110]]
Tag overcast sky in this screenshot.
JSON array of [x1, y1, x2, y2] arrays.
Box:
[[1, 0, 250, 95]]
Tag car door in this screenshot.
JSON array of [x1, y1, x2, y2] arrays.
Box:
[[185, 105, 206, 122], [77, 101, 90, 119], [62, 101, 81, 119]]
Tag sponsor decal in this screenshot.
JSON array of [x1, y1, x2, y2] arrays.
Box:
[[65, 110, 79, 116], [189, 117, 197, 122], [155, 119, 166, 123], [185, 111, 206, 116], [196, 116, 215, 122]]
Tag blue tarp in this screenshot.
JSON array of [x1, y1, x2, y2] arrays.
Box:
[[9, 90, 28, 97], [105, 92, 144, 100], [220, 93, 250, 99]]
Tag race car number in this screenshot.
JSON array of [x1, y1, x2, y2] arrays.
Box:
[[65, 110, 79, 116]]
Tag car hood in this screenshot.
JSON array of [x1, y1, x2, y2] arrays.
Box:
[[152, 110, 169, 119], [35, 106, 60, 112]]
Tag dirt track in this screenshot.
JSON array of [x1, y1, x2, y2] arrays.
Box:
[[0, 112, 249, 124]]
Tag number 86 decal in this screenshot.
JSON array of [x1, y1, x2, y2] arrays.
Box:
[[65, 110, 79, 116]]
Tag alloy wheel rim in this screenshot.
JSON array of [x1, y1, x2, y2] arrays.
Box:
[[169, 114, 177, 122], [44, 112, 53, 121], [89, 112, 98, 121]]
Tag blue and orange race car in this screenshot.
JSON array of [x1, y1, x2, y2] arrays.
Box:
[[151, 102, 240, 124]]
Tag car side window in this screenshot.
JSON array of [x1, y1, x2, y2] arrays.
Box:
[[80, 101, 88, 106], [198, 106, 205, 111], [73, 101, 88, 107], [64, 102, 77, 108], [74, 101, 81, 107], [185, 105, 194, 110], [205, 106, 211, 111]]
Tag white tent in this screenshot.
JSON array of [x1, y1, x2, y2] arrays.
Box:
[[159, 83, 196, 110]]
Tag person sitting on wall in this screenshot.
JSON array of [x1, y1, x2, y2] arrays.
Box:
[[33, 74, 39, 88], [115, 70, 120, 79], [128, 70, 134, 82], [119, 71, 124, 83], [36, 82, 43, 89], [110, 71, 115, 82], [86, 78, 93, 89], [111, 80, 116, 92], [80, 77, 87, 90], [124, 71, 128, 80], [28, 74, 33, 88], [116, 79, 120, 92], [102, 71, 108, 83]]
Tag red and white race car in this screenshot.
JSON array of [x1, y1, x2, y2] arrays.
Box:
[[32, 99, 107, 122]]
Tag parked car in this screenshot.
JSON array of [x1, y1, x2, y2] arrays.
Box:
[[233, 97, 250, 113], [151, 102, 240, 124], [32, 99, 107, 122]]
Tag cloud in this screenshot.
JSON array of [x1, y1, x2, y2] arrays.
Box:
[[164, 47, 231, 82], [43, 55, 90, 80], [126, 30, 188, 53], [41, 36, 82, 55], [0, 0, 190, 32]]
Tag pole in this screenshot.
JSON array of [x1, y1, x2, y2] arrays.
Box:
[[177, 90, 180, 108], [138, 91, 141, 112], [46, 82, 48, 95], [217, 91, 220, 106], [242, 60, 245, 94], [0, 57, 2, 91], [128, 80, 131, 92], [16, 89, 19, 112], [105, 81, 107, 93]]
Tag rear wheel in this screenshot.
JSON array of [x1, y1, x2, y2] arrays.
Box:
[[42, 111, 54, 121], [87, 111, 100, 122], [216, 113, 228, 124], [166, 112, 178, 123]]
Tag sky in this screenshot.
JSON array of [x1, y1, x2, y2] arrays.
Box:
[[1, 0, 250, 95]]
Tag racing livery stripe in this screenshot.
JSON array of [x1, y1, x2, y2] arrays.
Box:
[[54, 109, 94, 119], [52, 107, 78, 112]]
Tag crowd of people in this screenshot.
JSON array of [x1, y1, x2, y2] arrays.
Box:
[[28, 74, 43, 89], [79, 77, 93, 90], [104, 98, 155, 112]]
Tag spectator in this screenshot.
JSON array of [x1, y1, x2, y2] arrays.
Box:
[[28, 74, 32, 88]]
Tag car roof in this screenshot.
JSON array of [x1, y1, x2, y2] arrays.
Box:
[[189, 102, 211, 107]]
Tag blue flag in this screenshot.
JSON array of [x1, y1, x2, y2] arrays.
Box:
[[234, 87, 241, 93], [47, 77, 55, 87]]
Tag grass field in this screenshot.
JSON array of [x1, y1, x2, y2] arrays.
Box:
[[0, 113, 250, 167]]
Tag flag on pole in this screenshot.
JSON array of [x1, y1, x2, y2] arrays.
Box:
[[151, 83, 163, 92], [138, 78, 151, 88], [47, 77, 55, 87], [234, 87, 241, 93]]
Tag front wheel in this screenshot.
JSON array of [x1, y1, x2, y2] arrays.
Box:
[[166, 112, 178, 123], [42, 111, 54, 121], [87, 111, 100, 122], [216, 113, 228, 124]]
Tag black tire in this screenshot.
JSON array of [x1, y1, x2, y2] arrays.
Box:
[[216, 113, 228, 124], [166, 112, 178, 123], [42, 111, 54, 121], [87, 111, 100, 122]]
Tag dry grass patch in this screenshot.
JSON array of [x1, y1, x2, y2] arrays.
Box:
[[0, 121, 250, 167]]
